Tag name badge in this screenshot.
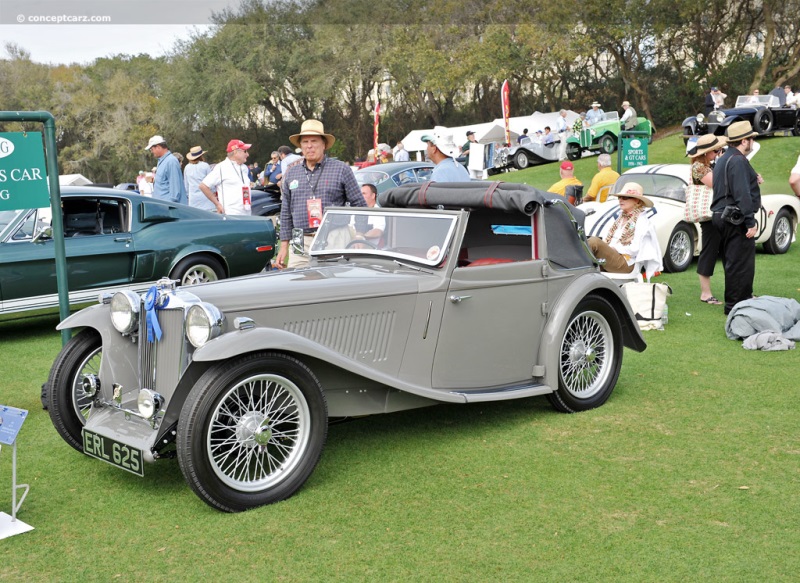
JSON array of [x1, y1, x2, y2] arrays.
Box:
[[289, 180, 299, 190]]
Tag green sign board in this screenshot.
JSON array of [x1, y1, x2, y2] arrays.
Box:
[[621, 137, 649, 168], [0, 131, 50, 211]]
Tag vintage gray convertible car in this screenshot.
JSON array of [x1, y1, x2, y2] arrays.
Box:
[[46, 182, 646, 512]]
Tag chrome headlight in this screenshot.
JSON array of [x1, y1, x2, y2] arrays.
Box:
[[696, 113, 705, 123], [185, 303, 223, 348], [110, 290, 141, 334], [137, 389, 164, 419]]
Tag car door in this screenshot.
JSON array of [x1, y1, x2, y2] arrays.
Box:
[[0, 197, 137, 304], [431, 259, 549, 389]]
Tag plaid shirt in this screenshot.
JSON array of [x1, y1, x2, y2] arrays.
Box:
[[279, 156, 365, 239]]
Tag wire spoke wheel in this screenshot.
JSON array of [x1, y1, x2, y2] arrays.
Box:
[[207, 373, 311, 491], [560, 310, 613, 399]]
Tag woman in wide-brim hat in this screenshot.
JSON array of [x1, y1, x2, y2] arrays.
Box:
[[183, 145, 213, 212], [688, 134, 727, 304], [588, 182, 654, 273], [289, 119, 335, 149]]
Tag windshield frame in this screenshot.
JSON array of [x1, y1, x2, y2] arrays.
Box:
[[309, 207, 461, 268]]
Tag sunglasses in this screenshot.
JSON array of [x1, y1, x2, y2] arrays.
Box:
[[618, 196, 633, 201]]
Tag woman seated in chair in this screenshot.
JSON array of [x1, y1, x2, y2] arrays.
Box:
[[588, 182, 656, 274]]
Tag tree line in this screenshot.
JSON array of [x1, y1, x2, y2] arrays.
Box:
[[1, 0, 799, 184]]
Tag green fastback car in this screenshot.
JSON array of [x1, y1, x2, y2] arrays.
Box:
[[0, 186, 275, 318]]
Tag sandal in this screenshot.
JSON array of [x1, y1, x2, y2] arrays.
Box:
[[700, 296, 723, 305]]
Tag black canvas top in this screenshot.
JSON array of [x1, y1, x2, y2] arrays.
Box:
[[378, 181, 593, 269]]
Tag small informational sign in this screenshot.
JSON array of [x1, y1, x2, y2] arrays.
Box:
[[621, 137, 649, 168], [0, 132, 50, 211], [0, 406, 28, 445]]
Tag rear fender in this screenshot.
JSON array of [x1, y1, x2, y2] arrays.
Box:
[[536, 272, 645, 388]]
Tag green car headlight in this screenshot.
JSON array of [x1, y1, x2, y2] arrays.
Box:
[[110, 291, 141, 334], [186, 303, 223, 348]]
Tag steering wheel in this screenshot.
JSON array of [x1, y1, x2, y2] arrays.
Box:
[[345, 238, 378, 249]]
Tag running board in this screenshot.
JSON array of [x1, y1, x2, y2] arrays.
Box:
[[448, 383, 553, 403]]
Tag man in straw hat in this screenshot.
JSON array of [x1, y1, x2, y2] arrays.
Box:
[[585, 101, 605, 126], [711, 120, 762, 314], [587, 182, 659, 274], [276, 119, 366, 269], [144, 134, 187, 204], [420, 127, 471, 182]]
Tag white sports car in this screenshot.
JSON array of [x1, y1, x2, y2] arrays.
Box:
[[579, 164, 800, 272]]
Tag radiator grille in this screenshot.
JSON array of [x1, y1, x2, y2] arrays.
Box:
[[139, 307, 187, 393], [284, 312, 395, 362]]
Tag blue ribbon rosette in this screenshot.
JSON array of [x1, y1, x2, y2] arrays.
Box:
[[144, 286, 169, 342]]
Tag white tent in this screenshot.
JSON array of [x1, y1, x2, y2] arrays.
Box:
[[59, 174, 92, 186], [399, 129, 433, 153]]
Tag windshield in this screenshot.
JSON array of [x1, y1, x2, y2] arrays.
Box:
[[735, 95, 777, 107], [0, 209, 25, 239], [310, 208, 459, 267], [612, 174, 687, 203]]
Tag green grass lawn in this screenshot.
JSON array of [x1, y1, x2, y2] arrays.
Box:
[[1, 134, 799, 581]]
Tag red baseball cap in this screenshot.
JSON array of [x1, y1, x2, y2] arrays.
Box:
[[226, 139, 252, 153], [560, 161, 574, 171]]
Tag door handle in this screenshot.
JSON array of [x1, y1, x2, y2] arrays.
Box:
[[449, 295, 472, 304], [114, 237, 132, 243]]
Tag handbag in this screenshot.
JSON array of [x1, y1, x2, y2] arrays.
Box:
[[622, 282, 673, 329], [683, 184, 713, 223]]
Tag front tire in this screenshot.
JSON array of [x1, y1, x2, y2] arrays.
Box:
[[763, 208, 793, 254], [47, 329, 102, 451], [566, 143, 581, 161], [170, 255, 225, 286], [792, 115, 800, 137], [753, 109, 774, 134], [514, 150, 531, 169], [547, 296, 623, 413], [663, 223, 695, 272], [599, 134, 616, 154], [177, 352, 328, 512]]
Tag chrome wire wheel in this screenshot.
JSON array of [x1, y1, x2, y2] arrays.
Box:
[[667, 228, 693, 271], [774, 215, 791, 251], [559, 310, 615, 400], [206, 373, 312, 492], [72, 347, 101, 423]]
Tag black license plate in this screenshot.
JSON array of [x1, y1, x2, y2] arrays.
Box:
[[82, 429, 144, 477]]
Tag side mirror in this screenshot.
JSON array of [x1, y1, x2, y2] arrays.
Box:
[[32, 226, 53, 243]]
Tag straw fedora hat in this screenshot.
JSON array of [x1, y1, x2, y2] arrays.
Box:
[[186, 146, 206, 161], [726, 120, 758, 142], [685, 134, 727, 158], [612, 181, 653, 208], [290, 119, 335, 148]]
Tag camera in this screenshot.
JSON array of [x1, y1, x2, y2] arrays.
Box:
[[720, 205, 744, 225]]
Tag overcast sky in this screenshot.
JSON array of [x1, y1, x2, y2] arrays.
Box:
[[0, 25, 211, 65]]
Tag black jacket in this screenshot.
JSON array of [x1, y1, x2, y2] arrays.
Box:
[[711, 147, 761, 229]]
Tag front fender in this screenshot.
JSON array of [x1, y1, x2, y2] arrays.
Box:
[[192, 327, 467, 404], [536, 272, 645, 389]]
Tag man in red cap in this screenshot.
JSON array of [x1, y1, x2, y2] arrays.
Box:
[[547, 160, 582, 197], [199, 139, 254, 215]]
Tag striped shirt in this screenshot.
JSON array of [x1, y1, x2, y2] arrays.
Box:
[[279, 156, 365, 239]]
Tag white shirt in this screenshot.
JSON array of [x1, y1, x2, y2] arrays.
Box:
[[394, 148, 410, 162], [200, 158, 251, 215], [280, 153, 302, 175], [791, 154, 800, 175], [184, 161, 213, 211], [556, 116, 568, 133]]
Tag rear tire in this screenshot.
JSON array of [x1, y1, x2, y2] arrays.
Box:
[[170, 255, 225, 286], [762, 208, 793, 254], [547, 296, 623, 413]]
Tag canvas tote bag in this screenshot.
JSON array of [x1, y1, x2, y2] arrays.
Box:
[[623, 282, 673, 329], [683, 184, 714, 223]]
